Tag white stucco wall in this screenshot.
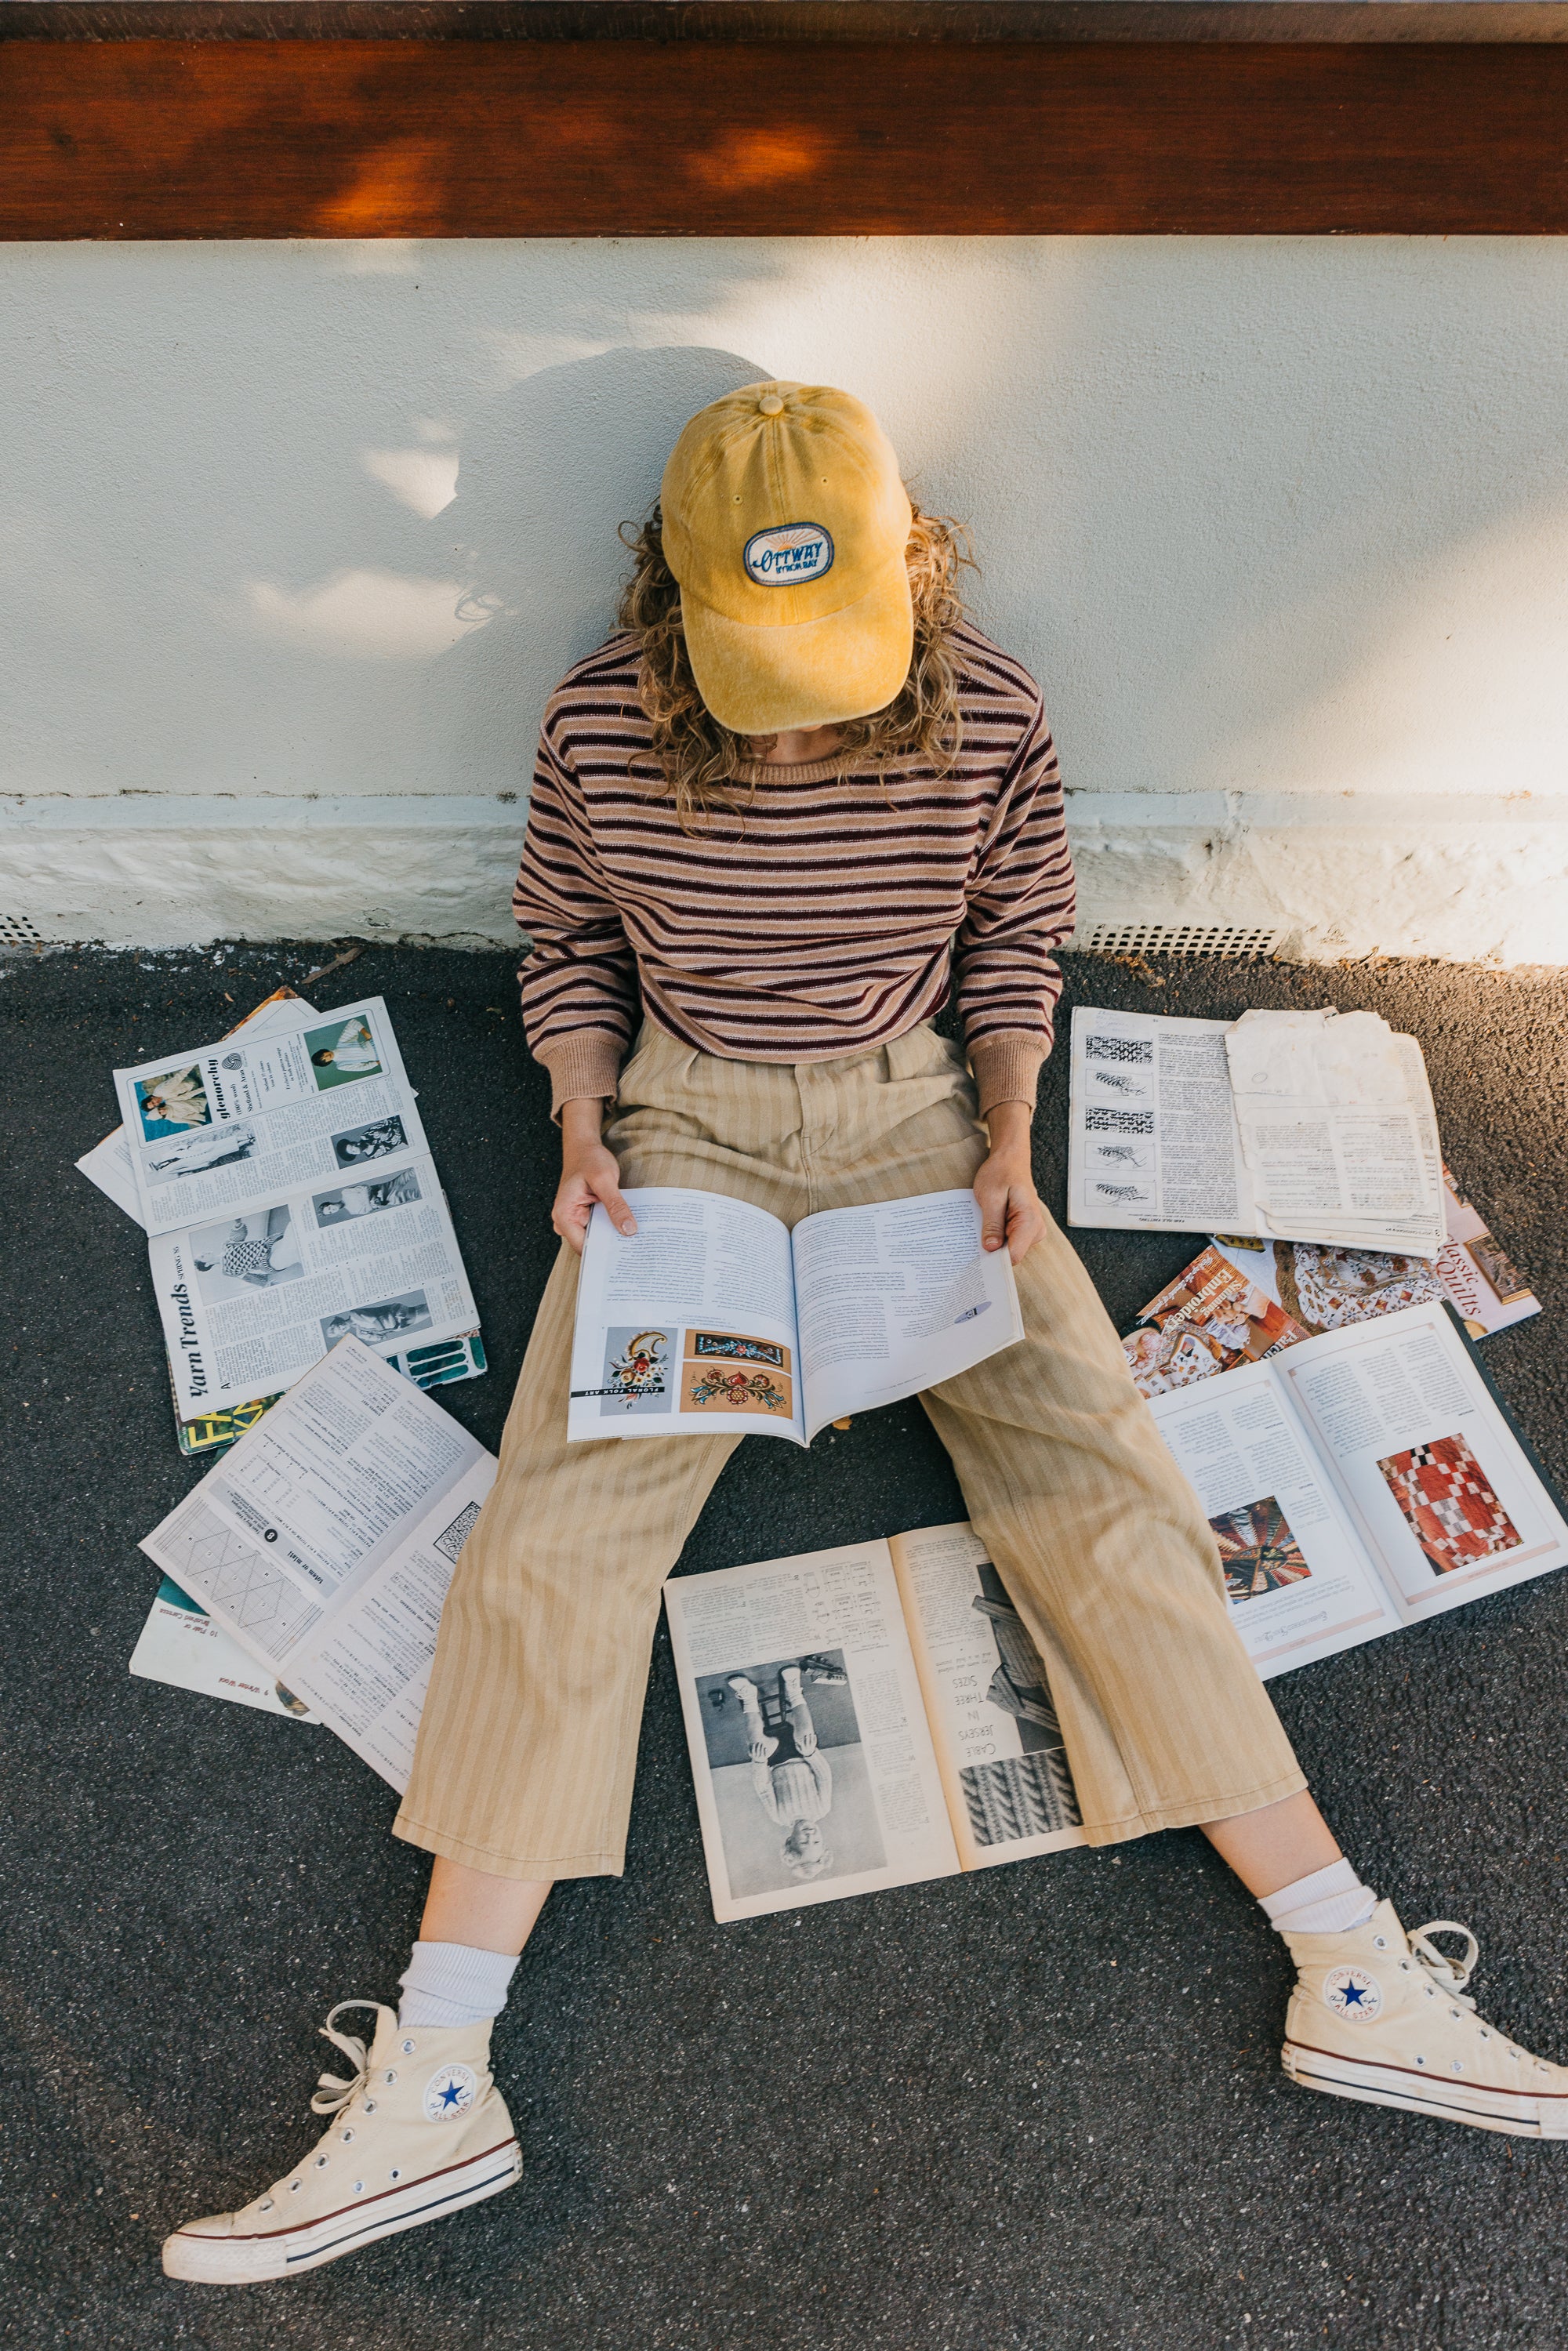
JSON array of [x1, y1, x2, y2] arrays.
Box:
[[3, 236, 1566, 957]]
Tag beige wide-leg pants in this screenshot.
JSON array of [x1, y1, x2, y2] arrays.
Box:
[[395, 1023, 1305, 1880]]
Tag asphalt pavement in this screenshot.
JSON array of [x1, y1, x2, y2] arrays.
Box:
[[4, 941, 1567, 2351]]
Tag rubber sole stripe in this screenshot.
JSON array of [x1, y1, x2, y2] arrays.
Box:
[[284, 2156, 521, 2265]]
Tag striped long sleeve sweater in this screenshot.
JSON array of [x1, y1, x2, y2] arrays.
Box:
[[513, 620, 1076, 1118]]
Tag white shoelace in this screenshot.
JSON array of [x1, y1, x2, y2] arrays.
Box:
[[1406, 1920, 1480, 2009], [309, 1998, 381, 2117]]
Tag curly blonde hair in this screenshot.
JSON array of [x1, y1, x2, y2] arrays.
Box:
[[616, 499, 975, 828]]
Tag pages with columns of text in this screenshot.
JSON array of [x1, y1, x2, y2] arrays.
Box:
[[140, 1339, 495, 1791], [568, 1185, 1022, 1447], [1145, 1301, 1568, 1678]]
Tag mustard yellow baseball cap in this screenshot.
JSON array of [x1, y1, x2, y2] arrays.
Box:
[[659, 381, 914, 736]]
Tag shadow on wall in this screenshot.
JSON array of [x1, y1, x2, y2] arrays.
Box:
[[422, 343, 768, 783]]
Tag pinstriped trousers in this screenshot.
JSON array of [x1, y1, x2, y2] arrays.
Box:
[[394, 1022, 1306, 1881]]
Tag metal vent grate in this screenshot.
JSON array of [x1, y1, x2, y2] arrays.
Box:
[[1079, 922, 1285, 960], [0, 913, 42, 945]]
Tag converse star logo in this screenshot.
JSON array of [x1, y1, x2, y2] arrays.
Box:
[[1323, 1965, 1382, 2022], [423, 2062, 478, 2121]]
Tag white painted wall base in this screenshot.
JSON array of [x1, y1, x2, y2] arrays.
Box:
[[8, 790, 1566, 963]]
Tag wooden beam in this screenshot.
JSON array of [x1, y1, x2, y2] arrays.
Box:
[[2, 36, 1566, 238]]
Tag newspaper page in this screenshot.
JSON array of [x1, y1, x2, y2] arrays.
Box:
[[665, 1540, 960, 1921], [569, 1188, 806, 1444], [113, 996, 430, 1238], [148, 1152, 479, 1417], [791, 1191, 1023, 1439], [1276, 1301, 1568, 1620], [78, 989, 314, 1224], [887, 1522, 1083, 1870], [140, 1340, 496, 1790], [1068, 1007, 1256, 1235], [1144, 1360, 1401, 1677], [1223, 1010, 1444, 1257], [129, 1573, 318, 1721]]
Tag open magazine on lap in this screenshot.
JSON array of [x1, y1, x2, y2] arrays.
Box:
[[568, 1185, 1023, 1447]]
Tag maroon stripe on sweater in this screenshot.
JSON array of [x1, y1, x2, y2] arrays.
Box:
[[514, 620, 1074, 1076]]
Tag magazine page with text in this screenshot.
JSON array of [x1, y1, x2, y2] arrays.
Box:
[[114, 996, 429, 1237], [1277, 1302, 1568, 1621], [141, 1340, 496, 1790], [149, 1152, 479, 1417], [791, 1191, 1022, 1439], [888, 1522, 1084, 1870], [568, 1188, 807, 1444], [1145, 1362, 1402, 1678], [665, 1540, 962, 1921]]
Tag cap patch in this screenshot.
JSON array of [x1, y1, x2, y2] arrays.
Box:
[[743, 522, 834, 588]]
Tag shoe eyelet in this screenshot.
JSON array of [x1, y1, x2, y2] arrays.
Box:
[[341, 2128, 355, 2143], [289, 2180, 303, 2193], [384, 2069, 397, 2084], [1452, 2062, 1464, 2073], [401, 2038, 416, 2055], [1373, 1936, 1388, 1950], [1399, 1960, 1411, 1972], [1416, 2055, 1427, 2066], [364, 2099, 377, 2113], [259, 2198, 274, 2212], [353, 2181, 365, 2194], [1450, 2009, 1462, 2021], [314, 2154, 330, 2169], [390, 2168, 402, 2182]]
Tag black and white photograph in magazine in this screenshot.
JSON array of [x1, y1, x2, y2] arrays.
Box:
[[190, 1205, 307, 1301], [960, 1564, 1081, 1849], [691, 1652, 886, 1899], [320, 1290, 434, 1346], [312, 1168, 423, 1224], [331, 1116, 409, 1166]]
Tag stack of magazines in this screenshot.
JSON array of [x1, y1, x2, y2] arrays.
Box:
[[76, 985, 486, 1715], [1069, 1003, 1446, 1258]]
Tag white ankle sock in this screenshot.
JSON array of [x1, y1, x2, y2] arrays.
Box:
[[397, 1940, 519, 2029], [1260, 1858, 1377, 1936]]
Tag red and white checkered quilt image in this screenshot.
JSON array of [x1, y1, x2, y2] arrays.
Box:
[[1376, 1431, 1522, 1578]]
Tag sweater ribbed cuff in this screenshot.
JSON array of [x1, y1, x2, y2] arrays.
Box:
[[535, 1031, 626, 1122], [967, 1033, 1048, 1119]]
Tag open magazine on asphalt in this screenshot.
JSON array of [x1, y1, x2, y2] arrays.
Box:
[[140, 1339, 495, 1790], [106, 995, 479, 1420], [1142, 1301, 1568, 1681], [664, 1523, 1083, 1923], [570, 1185, 1022, 1448]]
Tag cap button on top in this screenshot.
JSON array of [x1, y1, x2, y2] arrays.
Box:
[[757, 393, 785, 416]]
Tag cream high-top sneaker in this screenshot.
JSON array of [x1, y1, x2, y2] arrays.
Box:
[[162, 2001, 521, 2283], [1281, 1899, 1568, 2138]]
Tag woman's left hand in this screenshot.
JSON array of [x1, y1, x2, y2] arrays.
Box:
[[974, 1101, 1046, 1264]]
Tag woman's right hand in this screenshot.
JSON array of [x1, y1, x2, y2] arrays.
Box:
[[552, 1097, 638, 1254]]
